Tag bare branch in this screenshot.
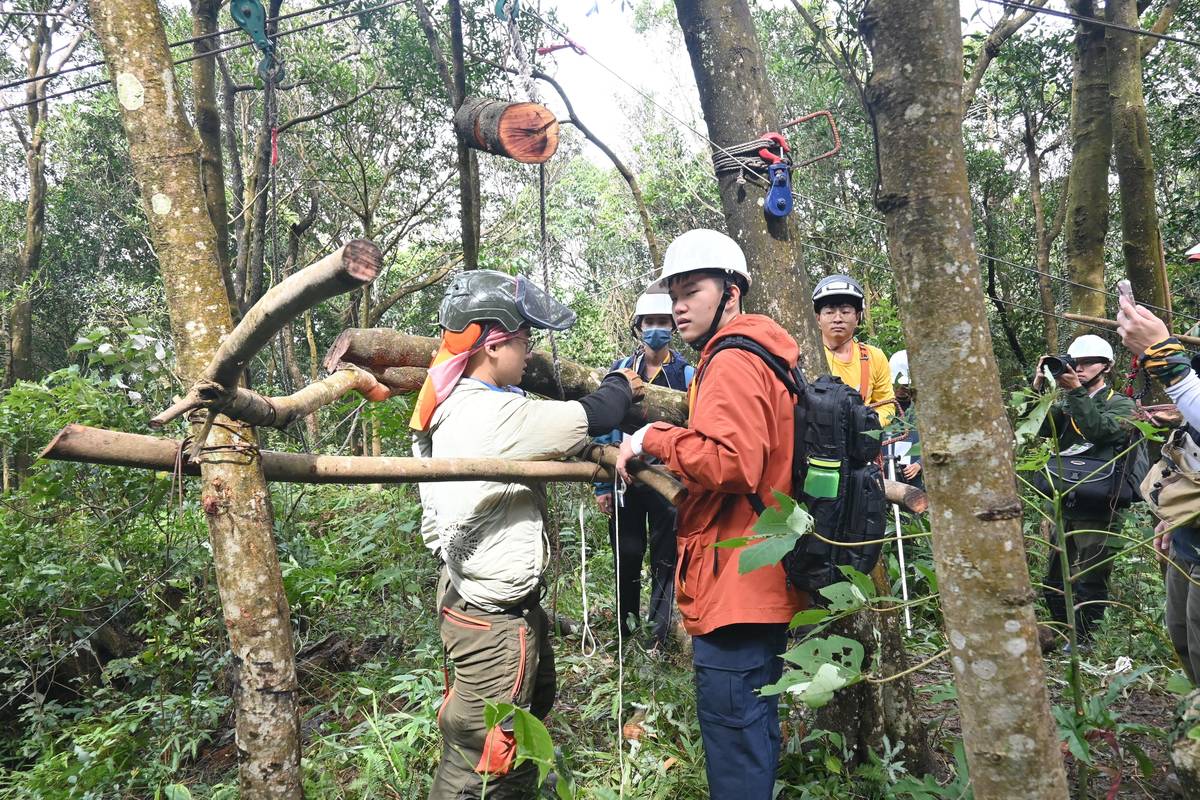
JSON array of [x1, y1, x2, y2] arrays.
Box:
[[1141, 0, 1182, 57], [961, 0, 1048, 113]]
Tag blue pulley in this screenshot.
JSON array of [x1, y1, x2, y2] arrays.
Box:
[[764, 162, 793, 217]]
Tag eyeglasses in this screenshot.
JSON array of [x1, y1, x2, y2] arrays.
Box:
[[511, 336, 534, 354], [818, 305, 859, 318]]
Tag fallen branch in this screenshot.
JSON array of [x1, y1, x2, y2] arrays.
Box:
[[152, 366, 390, 430], [323, 328, 690, 426], [153, 241, 382, 431]]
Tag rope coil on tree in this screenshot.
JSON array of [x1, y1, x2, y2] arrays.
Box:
[[710, 137, 791, 181]]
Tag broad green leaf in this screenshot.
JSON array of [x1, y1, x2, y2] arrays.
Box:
[[789, 608, 830, 629], [837, 565, 876, 600], [737, 532, 800, 574], [163, 786, 193, 800], [1167, 672, 1195, 695], [817, 581, 868, 613], [1014, 389, 1056, 447]]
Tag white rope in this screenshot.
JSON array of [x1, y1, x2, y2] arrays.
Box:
[[578, 501, 598, 657], [886, 457, 913, 634], [613, 475, 627, 798]]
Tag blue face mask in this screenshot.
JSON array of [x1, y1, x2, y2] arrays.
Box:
[[641, 327, 671, 351]]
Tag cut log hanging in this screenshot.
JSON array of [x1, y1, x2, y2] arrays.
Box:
[[41, 424, 685, 504], [453, 96, 559, 164]]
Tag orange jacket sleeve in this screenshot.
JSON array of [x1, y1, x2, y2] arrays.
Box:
[[641, 349, 776, 494]]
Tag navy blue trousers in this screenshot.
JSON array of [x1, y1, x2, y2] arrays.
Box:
[[692, 623, 787, 800]]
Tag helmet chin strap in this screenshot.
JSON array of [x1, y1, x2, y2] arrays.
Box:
[[1081, 366, 1109, 390], [693, 281, 732, 351]]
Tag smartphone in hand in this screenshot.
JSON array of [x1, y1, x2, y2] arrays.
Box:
[[1117, 279, 1135, 305]]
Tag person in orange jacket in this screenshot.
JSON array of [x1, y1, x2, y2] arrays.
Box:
[[616, 229, 805, 800]]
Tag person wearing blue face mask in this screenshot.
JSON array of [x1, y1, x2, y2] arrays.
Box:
[[594, 291, 695, 650]]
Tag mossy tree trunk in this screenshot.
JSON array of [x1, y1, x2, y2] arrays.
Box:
[[1107, 0, 1170, 319], [1062, 0, 1112, 324], [861, 2, 1069, 797], [672, 0, 825, 374], [88, 1, 302, 796], [673, 0, 932, 772]]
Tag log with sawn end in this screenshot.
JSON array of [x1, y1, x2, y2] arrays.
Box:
[[326, 329, 927, 513]]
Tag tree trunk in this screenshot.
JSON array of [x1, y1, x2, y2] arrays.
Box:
[[1023, 111, 1060, 354], [1107, 0, 1170, 320], [673, 0, 926, 762], [88, 2, 302, 796], [1062, 0, 1112, 324], [861, 2, 1069, 797], [449, 0, 480, 269], [190, 0, 234, 305], [10, 16, 51, 479], [453, 97, 560, 163], [672, 0, 825, 375]]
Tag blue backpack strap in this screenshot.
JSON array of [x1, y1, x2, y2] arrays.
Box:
[[683, 363, 696, 388]]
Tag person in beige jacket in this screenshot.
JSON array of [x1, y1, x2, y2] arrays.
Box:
[[412, 270, 641, 799]]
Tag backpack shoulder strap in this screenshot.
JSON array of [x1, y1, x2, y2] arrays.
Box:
[[857, 341, 871, 401]]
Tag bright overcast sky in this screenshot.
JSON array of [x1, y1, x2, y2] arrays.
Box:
[[533, 0, 1070, 165]]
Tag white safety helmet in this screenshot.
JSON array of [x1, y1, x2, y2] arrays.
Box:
[[631, 291, 675, 325], [648, 229, 752, 294], [1187, 242, 1200, 263], [889, 350, 911, 385], [1067, 334, 1115, 363]]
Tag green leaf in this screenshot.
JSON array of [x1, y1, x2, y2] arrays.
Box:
[[837, 565, 876, 600], [1014, 388, 1056, 447], [1189, 725, 1200, 741], [789, 608, 830, 629], [1166, 672, 1194, 695], [163, 785, 193, 800], [737, 532, 800, 574], [511, 708, 556, 785], [914, 562, 939, 592], [712, 536, 751, 549], [765, 635, 864, 707], [817, 581, 868, 613]]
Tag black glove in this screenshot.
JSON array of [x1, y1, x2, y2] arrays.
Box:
[[578, 372, 635, 435]]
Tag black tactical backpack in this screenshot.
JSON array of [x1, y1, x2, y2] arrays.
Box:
[[696, 336, 888, 595]]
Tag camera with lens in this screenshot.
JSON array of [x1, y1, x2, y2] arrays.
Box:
[[1041, 353, 1077, 379]]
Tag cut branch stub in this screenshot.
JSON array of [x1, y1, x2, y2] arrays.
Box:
[[207, 239, 381, 388], [453, 96, 559, 164]]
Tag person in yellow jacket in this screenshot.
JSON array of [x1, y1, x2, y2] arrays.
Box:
[[812, 274, 895, 427]]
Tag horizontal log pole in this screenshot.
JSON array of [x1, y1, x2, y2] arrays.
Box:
[[580, 444, 686, 506], [1064, 311, 1200, 348], [331, 329, 926, 512], [40, 426, 693, 506]]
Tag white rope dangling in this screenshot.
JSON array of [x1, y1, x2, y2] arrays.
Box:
[[578, 501, 597, 658]]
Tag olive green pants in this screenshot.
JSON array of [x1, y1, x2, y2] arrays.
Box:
[[429, 570, 555, 800]]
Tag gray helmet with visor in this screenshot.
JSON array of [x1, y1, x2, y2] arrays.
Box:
[[438, 269, 576, 333]]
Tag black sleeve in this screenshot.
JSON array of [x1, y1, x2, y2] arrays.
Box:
[[578, 373, 635, 436]]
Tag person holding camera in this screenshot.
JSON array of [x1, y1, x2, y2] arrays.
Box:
[[1117, 294, 1200, 681], [1033, 335, 1135, 648]]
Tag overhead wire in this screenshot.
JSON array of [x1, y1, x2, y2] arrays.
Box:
[[0, 0, 364, 94], [977, 0, 1200, 50], [0, 0, 408, 115], [520, 5, 1200, 326]]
